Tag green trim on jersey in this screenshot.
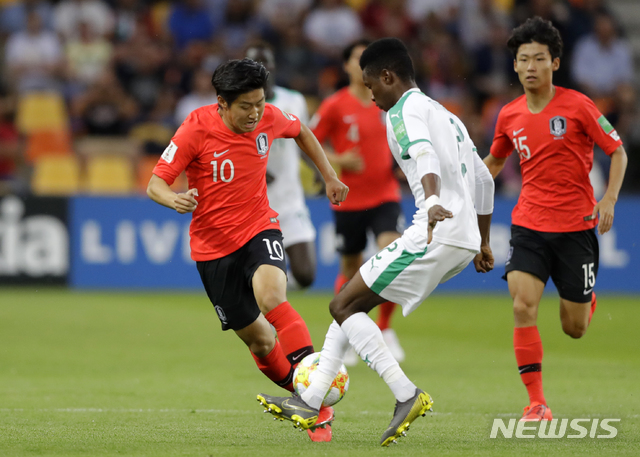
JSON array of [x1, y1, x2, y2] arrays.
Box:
[[597, 115, 614, 134], [388, 90, 429, 160], [370, 247, 428, 295]]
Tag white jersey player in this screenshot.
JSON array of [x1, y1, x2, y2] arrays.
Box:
[[267, 86, 316, 250], [360, 88, 494, 314], [257, 38, 495, 447], [246, 44, 317, 289]]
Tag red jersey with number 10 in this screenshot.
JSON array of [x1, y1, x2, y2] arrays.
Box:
[[153, 103, 301, 261], [490, 87, 622, 233]]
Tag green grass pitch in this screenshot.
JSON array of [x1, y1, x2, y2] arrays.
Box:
[[0, 288, 638, 456]]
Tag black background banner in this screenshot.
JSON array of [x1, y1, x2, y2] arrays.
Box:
[[0, 195, 69, 285]]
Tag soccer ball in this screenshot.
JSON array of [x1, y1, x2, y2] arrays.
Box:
[[293, 352, 349, 407]]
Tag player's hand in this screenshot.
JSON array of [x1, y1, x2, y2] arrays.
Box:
[[338, 149, 365, 173], [175, 188, 198, 214], [473, 244, 494, 273], [592, 195, 616, 235], [427, 205, 453, 244], [325, 177, 349, 206]]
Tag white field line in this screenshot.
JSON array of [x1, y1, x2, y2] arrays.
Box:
[[1, 409, 638, 419]]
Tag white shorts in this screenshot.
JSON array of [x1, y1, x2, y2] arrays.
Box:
[[278, 208, 316, 249], [360, 236, 476, 316]]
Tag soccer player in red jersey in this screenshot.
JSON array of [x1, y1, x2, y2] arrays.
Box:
[[310, 40, 406, 365], [484, 17, 628, 422], [147, 59, 348, 430]]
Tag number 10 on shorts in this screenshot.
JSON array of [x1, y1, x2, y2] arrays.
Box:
[[263, 238, 284, 261]]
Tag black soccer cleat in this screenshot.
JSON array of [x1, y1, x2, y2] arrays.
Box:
[[257, 393, 319, 430]]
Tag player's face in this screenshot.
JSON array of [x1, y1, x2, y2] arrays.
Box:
[[220, 88, 266, 133], [362, 69, 394, 112], [344, 45, 366, 85], [514, 41, 560, 92]]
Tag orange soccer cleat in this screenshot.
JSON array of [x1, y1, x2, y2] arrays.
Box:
[[307, 405, 334, 442], [520, 402, 553, 422]]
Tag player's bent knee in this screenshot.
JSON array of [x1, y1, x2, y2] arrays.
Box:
[[255, 288, 286, 312], [513, 301, 537, 319], [247, 335, 276, 357], [562, 321, 587, 339], [292, 268, 315, 289], [329, 296, 352, 325]]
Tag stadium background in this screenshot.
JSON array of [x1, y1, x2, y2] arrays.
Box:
[[1, 1, 639, 456], [0, 0, 638, 291]]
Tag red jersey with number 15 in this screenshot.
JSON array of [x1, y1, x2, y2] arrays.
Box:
[[490, 87, 622, 233], [153, 103, 301, 261], [311, 87, 400, 211]]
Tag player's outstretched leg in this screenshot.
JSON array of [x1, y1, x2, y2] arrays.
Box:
[[378, 302, 406, 363], [380, 388, 434, 447], [264, 301, 314, 365], [257, 393, 319, 430], [332, 269, 434, 445]]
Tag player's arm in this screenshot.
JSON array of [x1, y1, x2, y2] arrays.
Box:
[[323, 145, 364, 173], [417, 154, 452, 244], [485, 111, 512, 178], [295, 123, 349, 205], [472, 151, 495, 273], [147, 174, 198, 214], [483, 153, 508, 179], [592, 145, 628, 234]]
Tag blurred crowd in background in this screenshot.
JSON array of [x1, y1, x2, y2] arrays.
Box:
[[0, 0, 638, 197]]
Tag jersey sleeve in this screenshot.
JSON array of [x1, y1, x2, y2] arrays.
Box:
[[390, 94, 436, 160], [489, 109, 514, 159], [268, 103, 302, 139], [152, 112, 201, 185], [577, 95, 623, 155], [308, 98, 335, 144], [472, 147, 495, 215]]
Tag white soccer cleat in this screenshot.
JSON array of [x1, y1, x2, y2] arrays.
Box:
[[382, 328, 405, 363]]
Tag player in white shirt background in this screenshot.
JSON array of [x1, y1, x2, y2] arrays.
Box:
[[257, 37, 495, 446], [245, 43, 317, 289]]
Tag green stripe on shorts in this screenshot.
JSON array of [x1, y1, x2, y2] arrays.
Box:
[[370, 247, 428, 295]]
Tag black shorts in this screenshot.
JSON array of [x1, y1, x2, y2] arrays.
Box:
[[504, 225, 599, 303], [196, 229, 287, 331], [333, 201, 404, 255]]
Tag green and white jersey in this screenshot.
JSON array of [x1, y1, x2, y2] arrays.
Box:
[[267, 86, 309, 218], [386, 88, 480, 252]]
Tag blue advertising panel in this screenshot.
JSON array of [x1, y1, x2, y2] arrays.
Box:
[[69, 195, 638, 292], [69, 196, 201, 289]]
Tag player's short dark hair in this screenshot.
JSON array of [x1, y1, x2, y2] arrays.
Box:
[[342, 39, 371, 63], [507, 16, 563, 60], [359, 37, 414, 82], [211, 58, 269, 106]]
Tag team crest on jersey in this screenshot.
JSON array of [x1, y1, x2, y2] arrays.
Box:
[[256, 133, 269, 155], [549, 116, 567, 137]]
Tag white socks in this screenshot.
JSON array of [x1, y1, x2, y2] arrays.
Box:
[[301, 313, 418, 408], [301, 320, 351, 410], [341, 313, 417, 403]]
